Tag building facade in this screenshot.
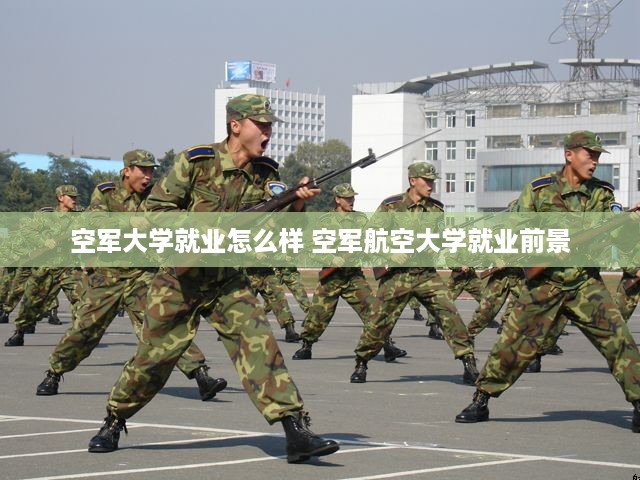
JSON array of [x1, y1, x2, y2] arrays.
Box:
[[352, 59, 640, 212]]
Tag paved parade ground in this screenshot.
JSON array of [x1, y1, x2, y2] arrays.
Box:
[[1, 295, 639, 480]]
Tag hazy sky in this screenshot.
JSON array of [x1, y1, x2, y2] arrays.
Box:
[[1, 0, 637, 161]]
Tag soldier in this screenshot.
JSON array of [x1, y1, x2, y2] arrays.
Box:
[[408, 296, 425, 321], [245, 267, 301, 342], [615, 268, 640, 321], [455, 131, 640, 433], [275, 267, 311, 315], [292, 183, 406, 362], [0, 267, 31, 327], [4, 186, 85, 347], [348, 162, 479, 385], [447, 267, 483, 304], [86, 95, 339, 463], [35, 152, 225, 402]]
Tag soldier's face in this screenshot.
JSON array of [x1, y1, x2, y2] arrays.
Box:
[[58, 195, 77, 212], [410, 177, 434, 199], [235, 118, 272, 157], [565, 147, 601, 182], [335, 196, 355, 212], [124, 166, 154, 193]]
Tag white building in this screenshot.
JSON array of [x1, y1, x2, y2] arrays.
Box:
[[214, 62, 326, 166], [352, 59, 640, 212]]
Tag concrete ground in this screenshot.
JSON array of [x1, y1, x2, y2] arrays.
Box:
[[1, 295, 639, 480]]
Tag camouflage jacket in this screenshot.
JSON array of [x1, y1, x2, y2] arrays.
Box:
[[90, 179, 149, 213], [146, 140, 282, 213], [516, 169, 617, 288]]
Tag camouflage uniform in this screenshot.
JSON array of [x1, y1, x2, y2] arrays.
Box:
[[106, 139, 304, 423], [245, 267, 297, 329], [275, 267, 311, 314], [353, 176, 475, 367], [615, 268, 640, 321], [46, 173, 207, 379], [2, 267, 31, 315], [447, 267, 483, 302], [474, 169, 640, 402], [467, 267, 524, 337]]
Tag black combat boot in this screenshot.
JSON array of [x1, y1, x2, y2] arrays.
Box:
[[487, 320, 500, 328], [36, 370, 62, 395], [455, 389, 491, 423], [496, 323, 503, 334], [632, 400, 640, 433], [413, 308, 425, 321], [350, 358, 367, 383], [193, 366, 227, 401], [292, 341, 313, 360], [525, 354, 542, 373], [427, 323, 444, 340], [284, 323, 300, 343], [117, 308, 125, 317], [546, 344, 563, 355], [4, 329, 24, 347], [382, 337, 407, 362], [0, 309, 8, 324], [281, 412, 340, 463], [461, 354, 479, 385], [24, 324, 35, 334], [88, 413, 127, 453], [47, 309, 62, 325]]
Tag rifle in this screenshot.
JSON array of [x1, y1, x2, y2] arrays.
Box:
[[243, 130, 441, 213]]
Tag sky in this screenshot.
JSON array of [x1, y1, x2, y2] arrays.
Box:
[[1, 0, 638, 161]]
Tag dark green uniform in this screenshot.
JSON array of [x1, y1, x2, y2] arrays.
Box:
[[275, 267, 311, 314]]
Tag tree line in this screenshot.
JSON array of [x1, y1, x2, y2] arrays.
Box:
[[0, 139, 351, 212]]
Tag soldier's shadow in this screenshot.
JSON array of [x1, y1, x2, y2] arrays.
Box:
[[160, 385, 244, 402], [132, 432, 358, 466], [494, 409, 632, 430], [368, 374, 469, 386]]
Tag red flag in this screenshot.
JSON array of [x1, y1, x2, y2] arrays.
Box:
[[285, 78, 291, 88]]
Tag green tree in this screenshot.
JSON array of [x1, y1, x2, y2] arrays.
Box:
[[280, 139, 352, 212], [156, 149, 175, 179], [4, 167, 33, 211]]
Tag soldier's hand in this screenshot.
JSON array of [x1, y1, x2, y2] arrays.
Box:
[[291, 176, 321, 211]]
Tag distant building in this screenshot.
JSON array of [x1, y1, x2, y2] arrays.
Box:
[[351, 59, 640, 212], [214, 60, 326, 165]]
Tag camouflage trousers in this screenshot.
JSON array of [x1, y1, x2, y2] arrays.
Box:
[[0, 267, 17, 307], [478, 275, 640, 402], [107, 268, 303, 423], [2, 267, 31, 313], [49, 268, 206, 377], [614, 272, 640, 321], [448, 270, 483, 303], [301, 268, 373, 344], [276, 267, 311, 313], [14, 267, 83, 329], [467, 269, 523, 337], [246, 268, 295, 328], [355, 268, 474, 361]]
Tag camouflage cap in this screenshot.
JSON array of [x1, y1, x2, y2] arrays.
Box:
[[332, 183, 358, 197], [408, 161, 439, 180], [226, 94, 281, 123], [563, 130, 609, 153], [123, 149, 157, 168], [55, 184, 78, 197]]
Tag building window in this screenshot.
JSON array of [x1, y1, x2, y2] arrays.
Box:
[[596, 132, 626, 146], [446, 141, 456, 160], [590, 100, 626, 115], [425, 111, 438, 129], [529, 134, 565, 148], [487, 135, 522, 149], [445, 173, 456, 193], [613, 165, 620, 190], [486, 104, 521, 119], [465, 110, 476, 127], [445, 111, 456, 128], [637, 171, 640, 191], [530, 102, 580, 117], [465, 173, 476, 193], [425, 141, 438, 161], [465, 140, 476, 160]]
